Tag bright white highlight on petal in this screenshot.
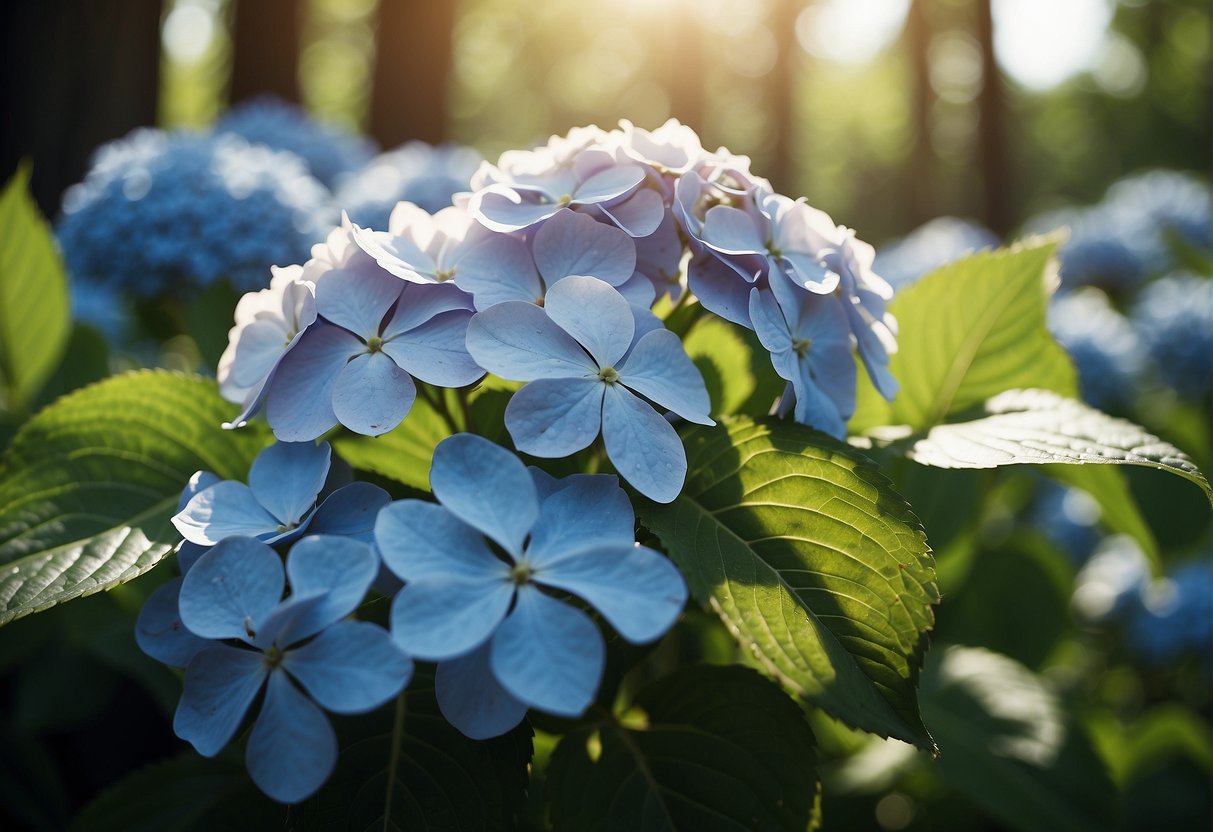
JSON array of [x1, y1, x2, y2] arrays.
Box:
[[796, 0, 911, 66], [991, 0, 1114, 90]]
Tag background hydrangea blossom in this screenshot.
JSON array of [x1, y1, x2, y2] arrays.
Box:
[[375, 434, 687, 739], [335, 140, 482, 228]]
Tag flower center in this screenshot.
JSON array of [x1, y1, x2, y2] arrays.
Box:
[[557, 194, 573, 207], [366, 335, 384, 353], [598, 366, 620, 384], [435, 267, 456, 282], [510, 561, 534, 586], [262, 644, 284, 669], [766, 239, 782, 258], [792, 337, 812, 357]]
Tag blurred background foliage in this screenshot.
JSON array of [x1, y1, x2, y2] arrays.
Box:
[[0, 1, 1209, 830]]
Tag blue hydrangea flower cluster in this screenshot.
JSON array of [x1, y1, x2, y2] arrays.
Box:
[[56, 129, 334, 297], [215, 96, 377, 189], [1024, 169, 1210, 292], [1048, 287, 1146, 411], [335, 140, 482, 229], [872, 216, 999, 290], [1131, 273, 1213, 400], [1126, 558, 1213, 665]]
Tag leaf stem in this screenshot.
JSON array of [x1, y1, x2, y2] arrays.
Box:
[[382, 692, 407, 830]]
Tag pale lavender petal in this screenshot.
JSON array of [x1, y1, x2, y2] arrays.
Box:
[[381, 282, 474, 341], [749, 287, 792, 355], [571, 163, 644, 204], [535, 544, 687, 643], [382, 310, 483, 388], [466, 302, 597, 382], [350, 224, 436, 283], [429, 433, 538, 554], [314, 267, 403, 338], [533, 209, 635, 285], [543, 276, 634, 368], [135, 577, 208, 668], [174, 644, 268, 756], [601, 384, 686, 503], [390, 575, 514, 661], [524, 475, 635, 567], [246, 670, 337, 804], [435, 642, 528, 740], [248, 441, 331, 527], [702, 205, 766, 254], [472, 185, 561, 232], [375, 499, 507, 582], [490, 587, 603, 717], [687, 255, 754, 328], [792, 366, 847, 439], [615, 272, 658, 308], [504, 377, 604, 458], [231, 319, 290, 388], [781, 251, 838, 294], [282, 620, 412, 714], [266, 322, 362, 442], [173, 481, 278, 547], [596, 187, 665, 237], [619, 329, 714, 424], [449, 234, 542, 309], [332, 351, 416, 437], [178, 537, 285, 641]]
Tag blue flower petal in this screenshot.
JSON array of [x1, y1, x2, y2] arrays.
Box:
[[248, 441, 331, 527], [174, 644, 268, 756], [282, 620, 412, 714], [349, 224, 435, 282], [543, 276, 634, 368], [619, 329, 714, 425], [314, 266, 404, 338], [430, 434, 539, 555], [466, 302, 597, 381], [702, 204, 766, 254], [176, 542, 209, 575], [246, 670, 337, 804], [571, 164, 644, 205], [272, 536, 378, 644], [309, 482, 391, 541], [332, 351, 416, 437], [687, 255, 754, 328], [749, 287, 791, 354], [447, 232, 540, 308], [375, 500, 506, 581], [473, 185, 561, 232], [179, 538, 285, 641], [534, 544, 687, 643], [782, 251, 838, 294], [504, 377, 604, 458], [525, 475, 635, 567], [489, 587, 604, 718], [382, 310, 483, 388], [135, 577, 209, 667], [615, 272, 658, 308], [176, 470, 221, 512], [172, 481, 278, 546], [266, 322, 361, 442], [390, 575, 514, 661], [435, 641, 528, 740], [601, 384, 686, 503], [595, 187, 665, 238], [532, 209, 635, 286], [381, 282, 473, 340], [252, 592, 328, 649], [792, 362, 847, 439]]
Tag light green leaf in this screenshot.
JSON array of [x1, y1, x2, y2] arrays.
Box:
[[921, 645, 1118, 832], [548, 665, 821, 832], [682, 316, 756, 416], [851, 237, 1077, 434], [907, 389, 1212, 504], [0, 370, 268, 626], [0, 163, 71, 412], [331, 393, 451, 492], [638, 417, 939, 751]]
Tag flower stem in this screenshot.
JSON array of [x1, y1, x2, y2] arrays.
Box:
[[382, 692, 407, 830]]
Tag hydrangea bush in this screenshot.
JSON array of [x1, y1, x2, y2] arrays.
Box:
[[1, 122, 1210, 829]]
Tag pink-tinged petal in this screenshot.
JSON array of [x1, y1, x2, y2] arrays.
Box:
[[534, 544, 687, 643], [471, 185, 561, 232], [504, 377, 604, 458], [266, 323, 362, 442], [595, 187, 665, 237], [245, 670, 337, 803], [619, 329, 714, 424], [533, 209, 635, 285], [382, 310, 483, 388], [314, 267, 403, 338], [332, 351, 415, 437], [466, 303, 597, 382], [490, 587, 604, 717], [174, 645, 268, 757], [601, 385, 687, 503], [543, 276, 635, 368], [435, 642, 529, 740]]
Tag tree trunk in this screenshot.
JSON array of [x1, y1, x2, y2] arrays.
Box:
[[0, 0, 164, 215], [904, 0, 935, 226], [976, 0, 1010, 235], [229, 0, 301, 105], [369, 0, 457, 147]]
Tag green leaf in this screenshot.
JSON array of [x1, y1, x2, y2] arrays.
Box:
[[331, 393, 451, 491], [906, 389, 1212, 504], [637, 417, 939, 750], [0, 370, 268, 626], [295, 669, 533, 830], [0, 162, 71, 412], [850, 237, 1077, 434], [682, 316, 756, 416], [921, 645, 1118, 832], [548, 664, 821, 831]]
